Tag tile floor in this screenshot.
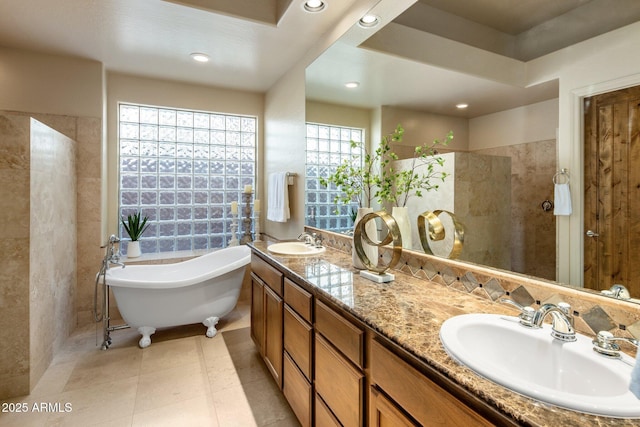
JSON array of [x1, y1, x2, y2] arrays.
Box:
[[0, 302, 299, 427]]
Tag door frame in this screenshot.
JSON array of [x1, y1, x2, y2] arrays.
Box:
[[564, 73, 640, 288]]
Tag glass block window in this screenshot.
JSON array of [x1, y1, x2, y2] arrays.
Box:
[[118, 103, 256, 254], [305, 123, 364, 233]]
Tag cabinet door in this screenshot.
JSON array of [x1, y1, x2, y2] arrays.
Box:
[[250, 274, 264, 355], [315, 334, 364, 427], [369, 386, 417, 427], [264, 284, 283, 389]]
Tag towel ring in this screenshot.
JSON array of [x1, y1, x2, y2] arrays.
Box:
[[553, 168, 570, 185]]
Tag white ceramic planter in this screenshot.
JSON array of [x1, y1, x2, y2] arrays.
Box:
[[127, 240, 141, 258], [392, 206, 411, 249]]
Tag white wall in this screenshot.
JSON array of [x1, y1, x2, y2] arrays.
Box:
[[469, 98, 559, 150], [263, 0, 388, 239], [526, 21, 640, 286], [381, 105, 469, 152], [0, 46, 103, 118]]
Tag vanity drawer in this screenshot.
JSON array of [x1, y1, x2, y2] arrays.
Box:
[[315, 394, 341, 427], [315, 300, 364, 369], [251, 254, 283, 296], [283, 353, 312, 427], [315, 334, 364, 427], [284, 278, 312, 323], [284, 304, 313, 380], [370, 339, 492, 426]]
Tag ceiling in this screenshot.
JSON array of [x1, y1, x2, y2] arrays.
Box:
[[0, 0, 639, 118], [305, 0, 640, 118], [0, 0, 361, 92]]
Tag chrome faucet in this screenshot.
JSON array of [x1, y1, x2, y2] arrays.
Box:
[[592, 331, 639, 358], [532, 303, 576, 342], [103, 235, 125, 268], [298, 232, 323, 248], [601, 284, 631, 300], [298, 232, 314, 245], [500, 299, 576, 342]]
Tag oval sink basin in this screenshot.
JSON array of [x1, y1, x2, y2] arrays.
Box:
[[267, 241, 326, 256], [440, 313, 640, 418]]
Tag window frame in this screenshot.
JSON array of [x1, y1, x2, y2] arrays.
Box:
[[116, 101, 257, 254]]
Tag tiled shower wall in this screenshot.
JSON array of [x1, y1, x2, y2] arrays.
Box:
[[474, 139, 557, 280], [0, 111, 101, 399], [29, 119, 77, 390], [0, 113, 32, 398]]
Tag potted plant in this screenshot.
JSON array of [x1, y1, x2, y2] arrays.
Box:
[[121, 211, 150, 258], [379, 127, 452, 248], [319, 132, 389, 269]]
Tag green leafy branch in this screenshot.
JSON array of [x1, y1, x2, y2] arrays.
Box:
[[319, 124, 453, 213], [385, 130, 453, 207]]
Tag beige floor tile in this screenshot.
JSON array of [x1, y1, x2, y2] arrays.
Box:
[[217, 305, 251, 332], [0, 401, 50, 427], [29, 360, 76, 398], [132, 395, 218, 427], [140, 336, 201, 375], [206, 356, 243, 392], [240, 377, 297, 427], [4, 302, 298, 427], [211, 384, 258, 427], [135, 362, 209, 414], [200, 334, 233, 369], [64, 345, 142, 392], [46, 376, 138, 427]]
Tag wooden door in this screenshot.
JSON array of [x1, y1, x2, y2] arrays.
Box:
[[584, 86, 640, 297]]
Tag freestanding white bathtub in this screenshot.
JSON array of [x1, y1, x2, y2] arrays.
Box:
[[104, 245, 250, 348]]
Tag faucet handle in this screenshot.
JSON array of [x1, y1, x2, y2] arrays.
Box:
[[499, 298, 535, 328], [593, 331, 639, 359], [557, 301, 572, 317]]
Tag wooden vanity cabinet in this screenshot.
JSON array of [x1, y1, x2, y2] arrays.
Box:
[[369, 338, 496, 427], [250, 254, 284, 388], [283, 278, 314, 427], [314, 300, 365, 427], [250, 249, 517, 427]]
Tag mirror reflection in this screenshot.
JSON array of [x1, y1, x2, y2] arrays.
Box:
[[304, 0, 640, 301]]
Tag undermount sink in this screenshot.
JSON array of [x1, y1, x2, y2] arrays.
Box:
[[440, 313, 640, 418], [267, 241, 326, 256]]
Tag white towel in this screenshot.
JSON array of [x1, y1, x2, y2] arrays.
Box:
[[631, 349, 640, 398], [267, 172, 290, 222], [554, 183, 572, 216]]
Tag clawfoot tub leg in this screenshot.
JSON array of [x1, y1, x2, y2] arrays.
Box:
[[137, 326, 156, 348], [203, 316, 220, 338]]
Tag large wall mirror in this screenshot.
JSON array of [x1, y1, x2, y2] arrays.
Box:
[[304, 0, 640, 301]]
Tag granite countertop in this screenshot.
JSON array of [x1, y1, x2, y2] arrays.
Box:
[[249, 240, 637, 427]]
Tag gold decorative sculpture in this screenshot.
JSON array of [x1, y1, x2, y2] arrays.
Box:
[[353, 211, 402, 282], [417, 210, 464, 259]]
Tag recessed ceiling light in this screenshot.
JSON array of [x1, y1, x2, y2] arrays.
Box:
[[190, 53, 210, 63], [345, 82, 360, 88], [456, 103, 469, 109], [303, 0, 325, 12], [358, 14, 379, 28]]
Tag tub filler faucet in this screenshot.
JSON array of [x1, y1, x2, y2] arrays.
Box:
[[105, 234, 125, 268], [95, 234, 129, 350]]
